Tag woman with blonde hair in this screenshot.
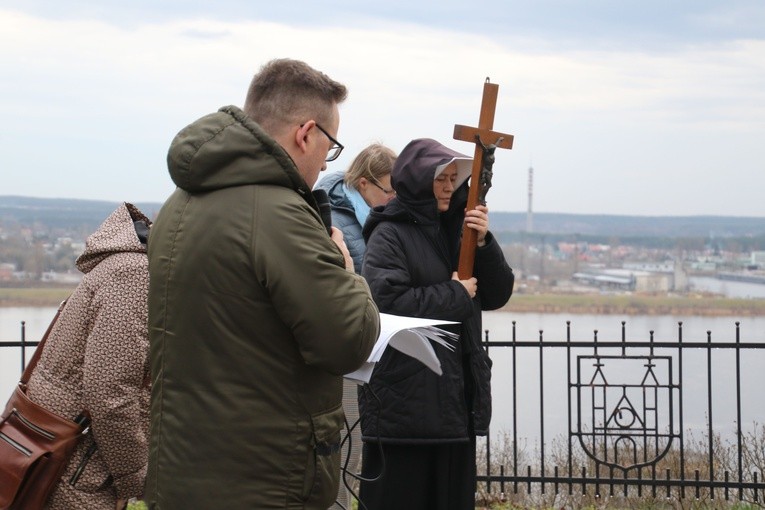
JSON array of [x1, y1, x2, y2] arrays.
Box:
[[315, 142, 397, 272], [314, 142, 396, 509]]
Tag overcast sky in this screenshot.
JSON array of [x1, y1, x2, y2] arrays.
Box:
[[1, 1, 764, 216]]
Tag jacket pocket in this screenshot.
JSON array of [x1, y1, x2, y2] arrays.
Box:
[[471, 350, 493, 435], [302, 404, 344, 507], [376, 348, 425, 385]]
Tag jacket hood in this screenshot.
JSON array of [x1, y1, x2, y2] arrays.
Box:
[[314, 171, 353, 212], [391, 138, 471, 205], [76, 203, 151, 273], [167, 105, 310, 198], [363, 138, 470, 239]]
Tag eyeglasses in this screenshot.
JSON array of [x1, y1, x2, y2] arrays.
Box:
[[306, 122, 344, 162], [370, 177, 395, 196]]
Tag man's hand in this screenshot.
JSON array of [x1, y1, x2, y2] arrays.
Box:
[[452, 271, 477, 298], [330, 227, 354, 271]]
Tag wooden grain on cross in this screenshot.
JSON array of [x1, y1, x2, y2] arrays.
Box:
[[453, 79, 514, 279]]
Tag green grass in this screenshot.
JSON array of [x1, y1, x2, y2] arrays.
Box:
[[128, 499, 761, 509], [2, 286, 764, 317], [480, 504, 762, 510]]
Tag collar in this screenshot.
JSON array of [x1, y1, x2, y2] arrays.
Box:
[[343, 183, 372, 227]]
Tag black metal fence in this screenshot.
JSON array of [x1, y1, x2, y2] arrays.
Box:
[[2, 320, 38, 374], [3, 318, 765, 507], [478, 320, 765, 507]]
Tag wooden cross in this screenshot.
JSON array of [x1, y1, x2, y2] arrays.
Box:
[[453, 78, 514, 279]]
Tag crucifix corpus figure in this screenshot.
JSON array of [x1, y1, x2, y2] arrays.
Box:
[[453, 77, 514, 279]]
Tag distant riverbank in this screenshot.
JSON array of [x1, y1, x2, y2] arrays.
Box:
[[2, 286, 764, 316], [502, 292, 765, 316], [0, 287, 74, 307]]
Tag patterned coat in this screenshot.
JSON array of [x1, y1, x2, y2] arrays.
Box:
[[26, 203, 151, 510]]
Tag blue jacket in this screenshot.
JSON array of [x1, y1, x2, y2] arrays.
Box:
[[315, 172, 367, 272]]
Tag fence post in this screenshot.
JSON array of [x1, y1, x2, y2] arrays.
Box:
[[20, 320, 27, 372]]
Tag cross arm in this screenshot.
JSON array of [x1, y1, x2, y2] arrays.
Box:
[[453, 126, 514, 150]]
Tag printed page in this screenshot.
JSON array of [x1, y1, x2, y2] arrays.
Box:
[[344, 313, 458, 384]]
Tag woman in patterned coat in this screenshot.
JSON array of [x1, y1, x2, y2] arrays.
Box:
[[26, 202, 151, 510]]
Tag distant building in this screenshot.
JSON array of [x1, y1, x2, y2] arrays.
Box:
[[70, 242, 86, 255], [673, 261, 689, 292], [41, 271, 82, 284], [623, 262, 674, 273], [572, 268, 672, 293], [752, 251, 765, 267], [0, 263, 15, 281]]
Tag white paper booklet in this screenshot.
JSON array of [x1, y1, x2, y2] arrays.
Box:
[[344, 313, 459, 384]]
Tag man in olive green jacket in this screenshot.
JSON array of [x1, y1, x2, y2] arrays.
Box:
[[145, 59, 380, 509]]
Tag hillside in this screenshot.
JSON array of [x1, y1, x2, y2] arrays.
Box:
[[489, 212, 765, 238], [1, 195, 764, 239], [0, 196, 164, 233]]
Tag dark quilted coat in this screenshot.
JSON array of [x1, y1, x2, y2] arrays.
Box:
[[359, 138, 514, 444]]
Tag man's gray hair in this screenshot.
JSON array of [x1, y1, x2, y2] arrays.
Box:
[[243, 58, 347, 135]]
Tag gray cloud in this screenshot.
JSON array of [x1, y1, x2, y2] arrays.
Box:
[[1, 4, 763, 216]]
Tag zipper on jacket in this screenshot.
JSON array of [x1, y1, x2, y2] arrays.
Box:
[[12, 408, 56, 440], [69, 441, 98, 486], [0, 431, 32, 456]]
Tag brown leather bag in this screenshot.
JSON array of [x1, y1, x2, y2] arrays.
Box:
[[0, 301, 90, 510]]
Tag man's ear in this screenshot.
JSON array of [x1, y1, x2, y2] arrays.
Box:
[[294, 121, 314, 154]]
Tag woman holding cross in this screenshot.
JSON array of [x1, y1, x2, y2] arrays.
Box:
[[358, 138, 514, 509]]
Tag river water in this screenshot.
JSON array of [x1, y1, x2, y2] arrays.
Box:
[[481, 310, 765, 447], [2, 307, 763, 444]]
